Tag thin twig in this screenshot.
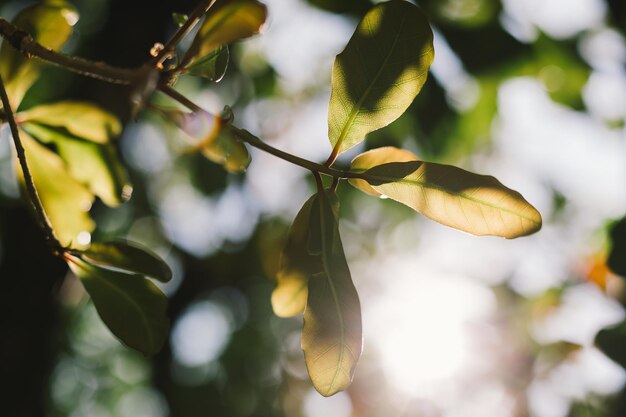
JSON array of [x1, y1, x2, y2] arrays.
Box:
[[0, 18, 136, 84], [157, 84, 364, 180], [153, 0, 217, 67], [0, 73, 64, 254]]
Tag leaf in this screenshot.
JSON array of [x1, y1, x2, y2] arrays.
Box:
[[349, 147, 542, 238], [21, 122, 131, 206], [18, 131, 94, 247], [327, 0, 434, 157], [184, 46, 229, 82], [67, 254, 169, 355], [302, 190, 362, 397], [272, 195, 319, 317], [81, 240, 172, 283], [182, 0, 267, 68], [349, 146, 416, 197], [0, 2, 78, 108], [201, 126, 250, 173], [18, 101, 122, 144]]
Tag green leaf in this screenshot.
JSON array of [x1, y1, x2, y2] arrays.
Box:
[[21, 122, 131, 206], [272, 195, 319, 317], [81, 240, 172, 283], [302, 190, 362, 397], [182, 0, 267, 68], [349, 147, 542, 238], [328, 0, 434, 156], [67, 254, 169, 355], [19, 131, 94, 247], [0, 2, 78, 108], [184, 46, 229, 82], [18, 101, 122, 144], [201, 126, 250, 173]]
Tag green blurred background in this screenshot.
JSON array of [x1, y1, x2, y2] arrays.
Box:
[[1, 0, 626, 416]]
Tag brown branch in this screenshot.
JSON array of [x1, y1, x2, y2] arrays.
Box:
[[0, 18, 136, 84], [0, 73, 64, 255]]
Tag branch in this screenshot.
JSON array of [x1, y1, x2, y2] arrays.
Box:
[[153, 0, 217, 67], [0, 18, 136, 84], [157, 84, 365, 180], [0, 73, 64, 255]]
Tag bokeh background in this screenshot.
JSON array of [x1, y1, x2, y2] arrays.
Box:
[[1, 0, 626, 416]]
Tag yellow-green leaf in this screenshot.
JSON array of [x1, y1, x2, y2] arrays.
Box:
[[349, 147, 542, 238], [272, 195, 319, 317], [201, 126, 250, 173], [19, 131, 94, 247], [67, 254, 169, 355], [0, 2, 78, 108], [21, 122, 131, 206], [81, 240, 172, 283], [302, 190, 362, 397], [328, 0, 434, 156], [182, 0, 267, 68], [18, 101, 122, 144], [349, 146, 417, 197]]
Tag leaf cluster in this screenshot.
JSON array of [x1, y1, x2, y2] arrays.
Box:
[[0, 0, 543, 394]]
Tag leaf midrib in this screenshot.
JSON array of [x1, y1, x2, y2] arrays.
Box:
[[318, 193, 346, 393], [359, 171, 540, 225], [332, 14, 407, 154]]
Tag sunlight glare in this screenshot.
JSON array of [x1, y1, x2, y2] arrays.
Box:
[[366, 256, 496, 397]]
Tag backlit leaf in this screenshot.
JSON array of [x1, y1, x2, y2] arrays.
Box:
[[349, 147, 542, 238], [0, 2, 77, 108], [21, 122, 131, 206], [272, 195, 319, 317], [184, 46, 229, 82], [327, 0, 434, 157], [81, 240, 172, 283], [67, 254, 169, 355], [302, 190, 362, 397], [19, 131, 94, 247], [201, 126, 250, 173], [18, 101, 121, 144], [182, 0, 267, 68]]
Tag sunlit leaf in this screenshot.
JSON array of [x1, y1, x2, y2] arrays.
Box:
[[349, 147, 542, 238], [18, 101, 121, 144], [302, 190, 362, 397], [327, 0, 434, 157], [201, 126, 250, 173], [182, 0, 267, 68], [81, 240, 172, 283], [21, 122, 131, 206], [349, 146, 417, 197], [0, 2, 78, 108], [66, 254, 169, 355], [184, 46, 229, 82], [272, 195, 319, 317], [19, 131, 94, 247]]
